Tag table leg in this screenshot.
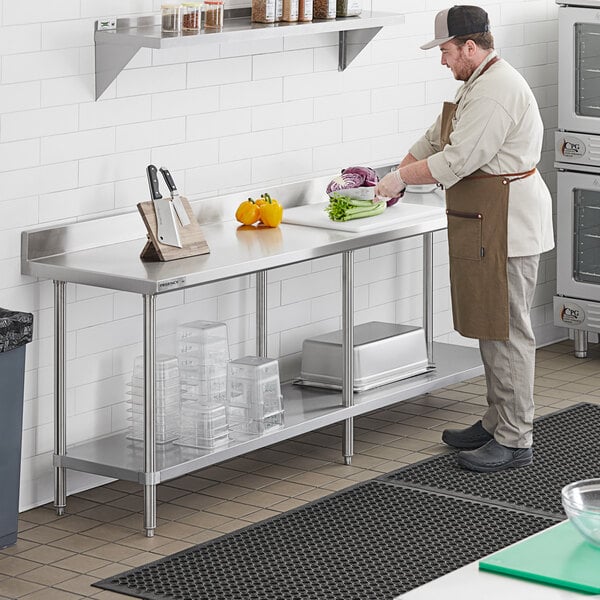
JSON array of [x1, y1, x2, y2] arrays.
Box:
[[143, 294, 157, 537], [342, 250, 354, 465], [574, 329, 588, 358], [54, 281, 67, 516], [423, 232, 434, 366], [256, 270, 268, 357]]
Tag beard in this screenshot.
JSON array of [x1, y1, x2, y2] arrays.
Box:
[[451, 54, 476, 81]]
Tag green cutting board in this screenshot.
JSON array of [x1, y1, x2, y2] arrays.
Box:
[[479, 521, 600, 593]]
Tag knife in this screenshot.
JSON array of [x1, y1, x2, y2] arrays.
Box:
[[159, 167, 191, 227], [146, 165, 182, 248]]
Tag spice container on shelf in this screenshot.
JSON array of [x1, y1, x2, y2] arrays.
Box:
[[282, 0, 299, 21], [275, 0, 283, 21], [161, 3, 182, 33], [313, 0, 336, 19], [204, 0, 224, 29], [336, 0, 361, 16], [182, 2, 202, 31], [252, 0, 276, 23], [298, 0, 313, 22]]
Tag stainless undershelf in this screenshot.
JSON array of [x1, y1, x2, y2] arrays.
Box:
[[54, 342, 483, 485]]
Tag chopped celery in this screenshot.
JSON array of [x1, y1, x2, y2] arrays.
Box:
[[325, 194, 386, 222]]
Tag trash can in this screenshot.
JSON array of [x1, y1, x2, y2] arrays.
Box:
[[0, 308, 33, 549]]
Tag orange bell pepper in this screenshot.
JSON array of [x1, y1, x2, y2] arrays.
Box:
[[258, 193, 283, 228], [235, 198, 260, 225]]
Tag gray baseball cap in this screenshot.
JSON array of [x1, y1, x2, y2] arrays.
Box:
[[421, 5, 490, 50]]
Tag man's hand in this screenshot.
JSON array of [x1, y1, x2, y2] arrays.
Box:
[[375, 168, 406, 199]]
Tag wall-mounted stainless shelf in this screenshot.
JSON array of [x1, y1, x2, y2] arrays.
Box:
[[94, 8, 405, 99]]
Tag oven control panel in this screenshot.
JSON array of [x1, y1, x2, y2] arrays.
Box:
[[556, 0, 600, 7], [554, 296, 600, 333], [555, 131, 600, 167]]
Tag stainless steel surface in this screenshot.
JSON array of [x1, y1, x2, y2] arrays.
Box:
[[555, 161, 600, 175], [160, 167, 191, 227], [554, 295, 600, 334], [557, 0, 600, 7], [558, 5, 600, 135], [555, 131, 600, 167], [300, 321, 430, 392], [172, 195, 191, 228], [94, 10, 404, 99], [153, 198, 182, 247], [423, 232, 434, 365], [21, 174, 335, 266], [148, 164, 182, 248], [256, 270, 268, 357], [30, 170, 452, 534], [556, 171, 600, 302], [21, 188, 446, 296], [55, 343, 483, 483], [53, 281, 67, 517], [557, 3, 600, 354], [343, 419, 353, 466], [143, 295, 157, 537], [21, 211, 143, 262], [338, 27, 381, 72], [574, 328, 588, 357], [342, 250, 354, 463]]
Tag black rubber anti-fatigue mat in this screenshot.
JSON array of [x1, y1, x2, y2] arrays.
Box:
[[94, 481, 556, 600], [382, 402, 600, 518]]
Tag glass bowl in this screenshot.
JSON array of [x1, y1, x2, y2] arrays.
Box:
[[561, 479, 600, 548]]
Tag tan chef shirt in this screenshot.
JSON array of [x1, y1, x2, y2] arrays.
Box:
[[409, 51, 555, 258]]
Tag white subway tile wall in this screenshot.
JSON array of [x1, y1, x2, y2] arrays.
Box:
[[0, 0, 561, 509]]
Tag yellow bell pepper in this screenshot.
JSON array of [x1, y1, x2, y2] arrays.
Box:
[[235, 198, 260, 225], [258, 193, 283, 228]]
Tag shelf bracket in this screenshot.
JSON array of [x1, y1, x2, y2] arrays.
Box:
[[338, 27, 382, 71], [95, 39, 141, 100]]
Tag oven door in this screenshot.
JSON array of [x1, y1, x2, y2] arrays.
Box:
[[559, 5, 600, 134], [557, 169, 600, 301]]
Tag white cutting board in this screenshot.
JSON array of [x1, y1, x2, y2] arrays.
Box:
[[282, 200, 444, 232]]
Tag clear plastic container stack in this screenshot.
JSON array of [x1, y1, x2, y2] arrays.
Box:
[[175, 321, 230, 449], [226, 356, 284, 439], [127, 354, 181, 444]]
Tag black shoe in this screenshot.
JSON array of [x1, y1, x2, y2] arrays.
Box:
[[441, 420, 493, 450], [456, 439, 533, 473]]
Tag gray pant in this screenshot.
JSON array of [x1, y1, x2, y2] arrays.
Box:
[[480, 255, 540, 448]]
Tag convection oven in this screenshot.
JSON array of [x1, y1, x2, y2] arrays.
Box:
[[558, 2, 600, 134], [558, 173, 600, 302], [555, 0, 600, 356]]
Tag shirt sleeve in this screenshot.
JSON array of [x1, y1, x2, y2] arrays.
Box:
[[409, 112, 443, 160], [427, 96, 515, 189]]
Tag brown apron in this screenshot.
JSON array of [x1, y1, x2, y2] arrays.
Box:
[[440, 57, 535, 341]]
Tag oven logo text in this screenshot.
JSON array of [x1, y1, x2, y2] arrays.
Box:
[[559, 303, 585, 325], [560, 136, 585, 158]]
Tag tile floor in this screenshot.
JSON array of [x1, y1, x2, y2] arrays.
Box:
[[1, 340, 599, 600]]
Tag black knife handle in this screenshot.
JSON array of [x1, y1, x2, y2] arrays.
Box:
[[160, 167, 177, 194], [146, 165, 162, 200]]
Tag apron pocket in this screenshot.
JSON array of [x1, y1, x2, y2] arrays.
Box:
[[446, 209, 483, 261]]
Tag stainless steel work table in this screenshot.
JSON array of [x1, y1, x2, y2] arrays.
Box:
[[21, 180, 484, 536]]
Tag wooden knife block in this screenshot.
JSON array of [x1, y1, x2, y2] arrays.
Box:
[[137, 196, 210, 262]]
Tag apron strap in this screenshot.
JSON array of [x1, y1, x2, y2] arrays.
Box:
[[465, 167, 537, 184], [478, 55, 500, 77]]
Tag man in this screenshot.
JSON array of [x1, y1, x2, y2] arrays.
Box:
[[375, 5, 554, 472]]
